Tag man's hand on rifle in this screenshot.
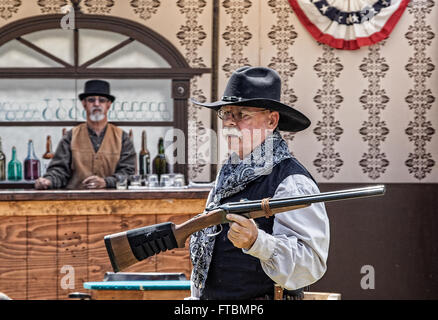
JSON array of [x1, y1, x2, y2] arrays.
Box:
[[226, 214, 258, 251]]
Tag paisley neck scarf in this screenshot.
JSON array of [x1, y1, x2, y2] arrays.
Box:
[[189, 130, 292, 294]]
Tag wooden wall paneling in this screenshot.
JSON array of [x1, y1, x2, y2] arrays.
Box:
[[156, 214, 194, 279], [0, 199, 207, 216], [87, 215, 122, 283], [57, 216, 88, 300], [27, 216, 58, 300], [0, 216, 27, 300], [120, 214, 157, 273]]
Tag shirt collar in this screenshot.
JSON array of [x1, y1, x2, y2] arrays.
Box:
[[87, 124, 108, 138]]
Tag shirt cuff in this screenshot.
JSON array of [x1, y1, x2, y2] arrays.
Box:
[[42, 175, 57, 189], [242, 228, 277, 261], [104, 177, 116, 189]]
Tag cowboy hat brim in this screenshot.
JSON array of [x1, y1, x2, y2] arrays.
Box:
[[79, 93, 115, 102], [191, 98, 310, 132]]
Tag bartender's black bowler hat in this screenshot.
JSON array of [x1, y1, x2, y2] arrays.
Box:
[[79, 80, 115, 102]]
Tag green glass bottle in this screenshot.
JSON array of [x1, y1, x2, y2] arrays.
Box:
[[139, 130, 150, 176], [152, 137, 169, 180], [8, 146, 22, 181], [0, 137, 6, 181]]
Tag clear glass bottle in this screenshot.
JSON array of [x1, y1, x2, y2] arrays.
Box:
[[139, 130, 150, 176], [42, 135, 54, 175], [8, 146, 22, 181], [24, 139, 41, 181], [0, 137, 6, 181]]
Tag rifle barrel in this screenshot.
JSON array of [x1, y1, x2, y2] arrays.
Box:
[[220, 185, 386, 213]]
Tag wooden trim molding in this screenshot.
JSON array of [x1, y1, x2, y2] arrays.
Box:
[[0, 188, 211, 202]]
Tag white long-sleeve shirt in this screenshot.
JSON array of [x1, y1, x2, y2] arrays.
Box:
[[188, 174, 330, 298], [243, 174, 329, 290]]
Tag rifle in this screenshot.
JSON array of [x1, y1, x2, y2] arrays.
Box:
[[104, 185, 385, 272]]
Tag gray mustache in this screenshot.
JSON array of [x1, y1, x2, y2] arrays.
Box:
[[221, 128, 242, 138], [91, 107, 104, 113]]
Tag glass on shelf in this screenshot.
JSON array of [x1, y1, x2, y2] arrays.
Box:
[[174, 174, 185, 187], [42, 135, 54, 176], [152, 137, 169, 180], [68, 98, 78, 120], [8, 146, 22, 181], [0, 137, 6, 181], [159, 174, 172, 187], [115, 173, 128, 190], [24, 139, 41, 181], [147, 174, 159, 187], [129, 174, 142, 187], [139, 130, 150, 176]]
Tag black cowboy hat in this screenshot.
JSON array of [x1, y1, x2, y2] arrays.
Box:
[[79, 80, 115, 102], [191, 66, 310, 132]]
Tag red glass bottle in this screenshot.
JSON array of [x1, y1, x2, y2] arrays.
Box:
[[24, 139, 41, 181]]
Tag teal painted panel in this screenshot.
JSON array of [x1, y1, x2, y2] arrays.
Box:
[[83, 280, 191, 291]]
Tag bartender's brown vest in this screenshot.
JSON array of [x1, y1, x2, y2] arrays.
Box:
[[66, 123, 122, 189]]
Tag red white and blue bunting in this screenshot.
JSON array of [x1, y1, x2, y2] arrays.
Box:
[[288, 0, 410, 50]]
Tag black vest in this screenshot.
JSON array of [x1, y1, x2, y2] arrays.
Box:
[[201, 157, 315, 300]]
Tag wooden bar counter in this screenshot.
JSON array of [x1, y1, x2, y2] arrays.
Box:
[[0, 188, 211, 300]]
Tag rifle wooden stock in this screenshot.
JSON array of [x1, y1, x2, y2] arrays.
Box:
[[104, 185, 385, 272]]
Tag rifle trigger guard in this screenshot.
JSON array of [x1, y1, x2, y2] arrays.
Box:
[[207, 224, 223, 237]]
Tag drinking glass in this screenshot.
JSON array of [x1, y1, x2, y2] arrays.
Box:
[[147, 174, 159, 187], [160, 174, 172, 187], [174, 174, 185, 187], [129, 174, 142, 187], [115, 174, 128, 190]]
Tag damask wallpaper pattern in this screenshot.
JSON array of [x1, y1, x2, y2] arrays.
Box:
[[176, 0, 211, 180], [219, 0, 437, 183], [0, 0, 21, 20], [404, 0, 436, 180], [37, 1, 68, 14], [266, 0, 298, 146], [312, 45, 344, 180], [358, 42, 390, 180]]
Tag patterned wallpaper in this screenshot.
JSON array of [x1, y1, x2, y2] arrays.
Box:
[[219, 0, 437, 183], [0, 0, 436, 183]]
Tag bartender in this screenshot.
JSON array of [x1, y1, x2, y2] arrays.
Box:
[[34, 80, 136, 190]]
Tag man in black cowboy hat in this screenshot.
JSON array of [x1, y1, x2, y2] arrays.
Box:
[[35, 80, 136, 190], [188, 66, 329, 300]]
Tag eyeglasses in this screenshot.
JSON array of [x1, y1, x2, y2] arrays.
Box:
[[217, 108, 269, 122], [85, 97, 110, 104]]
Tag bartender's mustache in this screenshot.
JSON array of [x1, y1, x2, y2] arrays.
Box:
[[89, 106, 105, 122], [91, 106, 104, 113]]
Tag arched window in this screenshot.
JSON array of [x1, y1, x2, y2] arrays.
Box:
[[0, 9, 210, 184]]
